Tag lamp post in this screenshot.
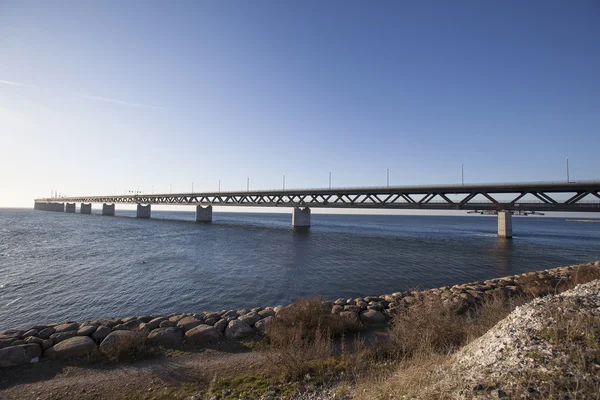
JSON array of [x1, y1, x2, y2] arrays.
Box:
[[387, 168, 389, 188]]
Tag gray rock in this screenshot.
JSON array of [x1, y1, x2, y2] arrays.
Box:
[[224, 320, 254, 339], [254, 316, 274, 333], [38, 327, 55, 340], [77, 325, 97, 336], [339, 311, 359, 324], [42, 339, 53, 351], [140, 317, 167, 331], [25, 336, 44, 345], [99, 330, 140, 354], [221, 310, 238, 321], [238, 312, 261, 326], [22, 329, 38, 338], [11, 340, 26, 346], [159, 320, 175, 328], [45, 336, 96, 359], [344, 305, 360, 313], [91, 326, 111, 341], [214, 319, 228, 334], [177, 316, 203, 332], [147, 327, 183, 347], [0, 343, 42, 368], [54, 323, 79, 333], [359, 310, 386, 325], [334, 298, 346, 306], [273, 305, 284, 313], [0, 344, 42, 367], [332, 305, 343, 314], [258, 309, 275, 318], [185, 325, 220, 344], [236, 309, 251, 316], [168, 314, 184, 324]]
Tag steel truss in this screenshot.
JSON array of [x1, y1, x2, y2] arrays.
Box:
[[35, 182, 600, 212]]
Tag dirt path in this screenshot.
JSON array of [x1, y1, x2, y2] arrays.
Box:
[[0, 344, 269, 400]]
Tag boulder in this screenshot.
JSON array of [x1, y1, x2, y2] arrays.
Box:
[[185, 325, 220, 344], [238, 312, 261, 327], [147, 327, 183, 347], [168, 314, 184, 324], [99, 330, 140, 354], [77, 325, 97, 336], [22, 329, 38, 338], [236, 309, 251, 316], [50, 331, 79, 343], [254, 316, 274, 333], [0, 344, 42, 367], [91, 326, 111, 341], [224, 320, 254, 339], [331, 305, 343, 314], [45, 336, 96, 359], [221, 310, 238, 321], [214, 319, 228, 334], [258, 309, 275, 318], [54, 323, 79, 333], [25, 336, 44, 345], [159, 320, 175, 328], [360, 310, 386, 325], [38, 328, 55, 340], [339, 311, 359, 324], [140, 317, 167, 331], [42, 339, 53, 351], [11, 340, 26, 346], [360, 310, 385, 325], [177, 316, 203, 332]]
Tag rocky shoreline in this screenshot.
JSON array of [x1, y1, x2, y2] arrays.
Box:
[[1, 261, 599, 369]]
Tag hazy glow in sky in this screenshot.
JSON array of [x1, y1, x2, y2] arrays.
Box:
[[1, 1, 599, 207]]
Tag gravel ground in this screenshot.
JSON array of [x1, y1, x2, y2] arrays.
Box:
[[446, 279, 600, 398]]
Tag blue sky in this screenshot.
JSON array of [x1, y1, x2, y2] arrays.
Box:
[[1, 0, 599, 207]]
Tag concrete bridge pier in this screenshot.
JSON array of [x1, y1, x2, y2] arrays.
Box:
[[102, 203, 115, 216], [65, 203, 76, 213], [80, 203, 92, 215], [196, 205, 213, 222], [137, 204, 151, 219], [292, 207, 311, 228], [498, 211, 512, 238], [34, 202, 65, 212]]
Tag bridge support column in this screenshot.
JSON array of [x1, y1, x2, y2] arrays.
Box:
[[498, 211, 512, 238], [80, 203, 92, 215], [102, 203, 115, 216], [137, 204, 151, 219], [195, 205, 212, 222], [34, 202, 65, 212], [65, 203, 76, 213], [292, 207, 311, 228]]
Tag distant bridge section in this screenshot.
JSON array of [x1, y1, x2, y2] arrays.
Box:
[[35, 181, 600, 238]]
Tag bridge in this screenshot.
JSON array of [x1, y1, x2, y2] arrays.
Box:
[[34, 181, 600, 238]]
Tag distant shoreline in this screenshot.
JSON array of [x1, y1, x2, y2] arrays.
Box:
[[566, 219, 600, 223]]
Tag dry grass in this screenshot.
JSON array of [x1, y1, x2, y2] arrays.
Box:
[[263, 298, 358, 380], [354, 292, 529, 399]]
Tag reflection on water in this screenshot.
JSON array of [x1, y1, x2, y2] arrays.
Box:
[[0, 208, 599, 330]]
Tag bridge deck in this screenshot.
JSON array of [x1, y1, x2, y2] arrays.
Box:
[[35, 181, 600, 212]]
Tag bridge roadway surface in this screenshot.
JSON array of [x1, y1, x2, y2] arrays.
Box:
[[36, 181, 600, 213]]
